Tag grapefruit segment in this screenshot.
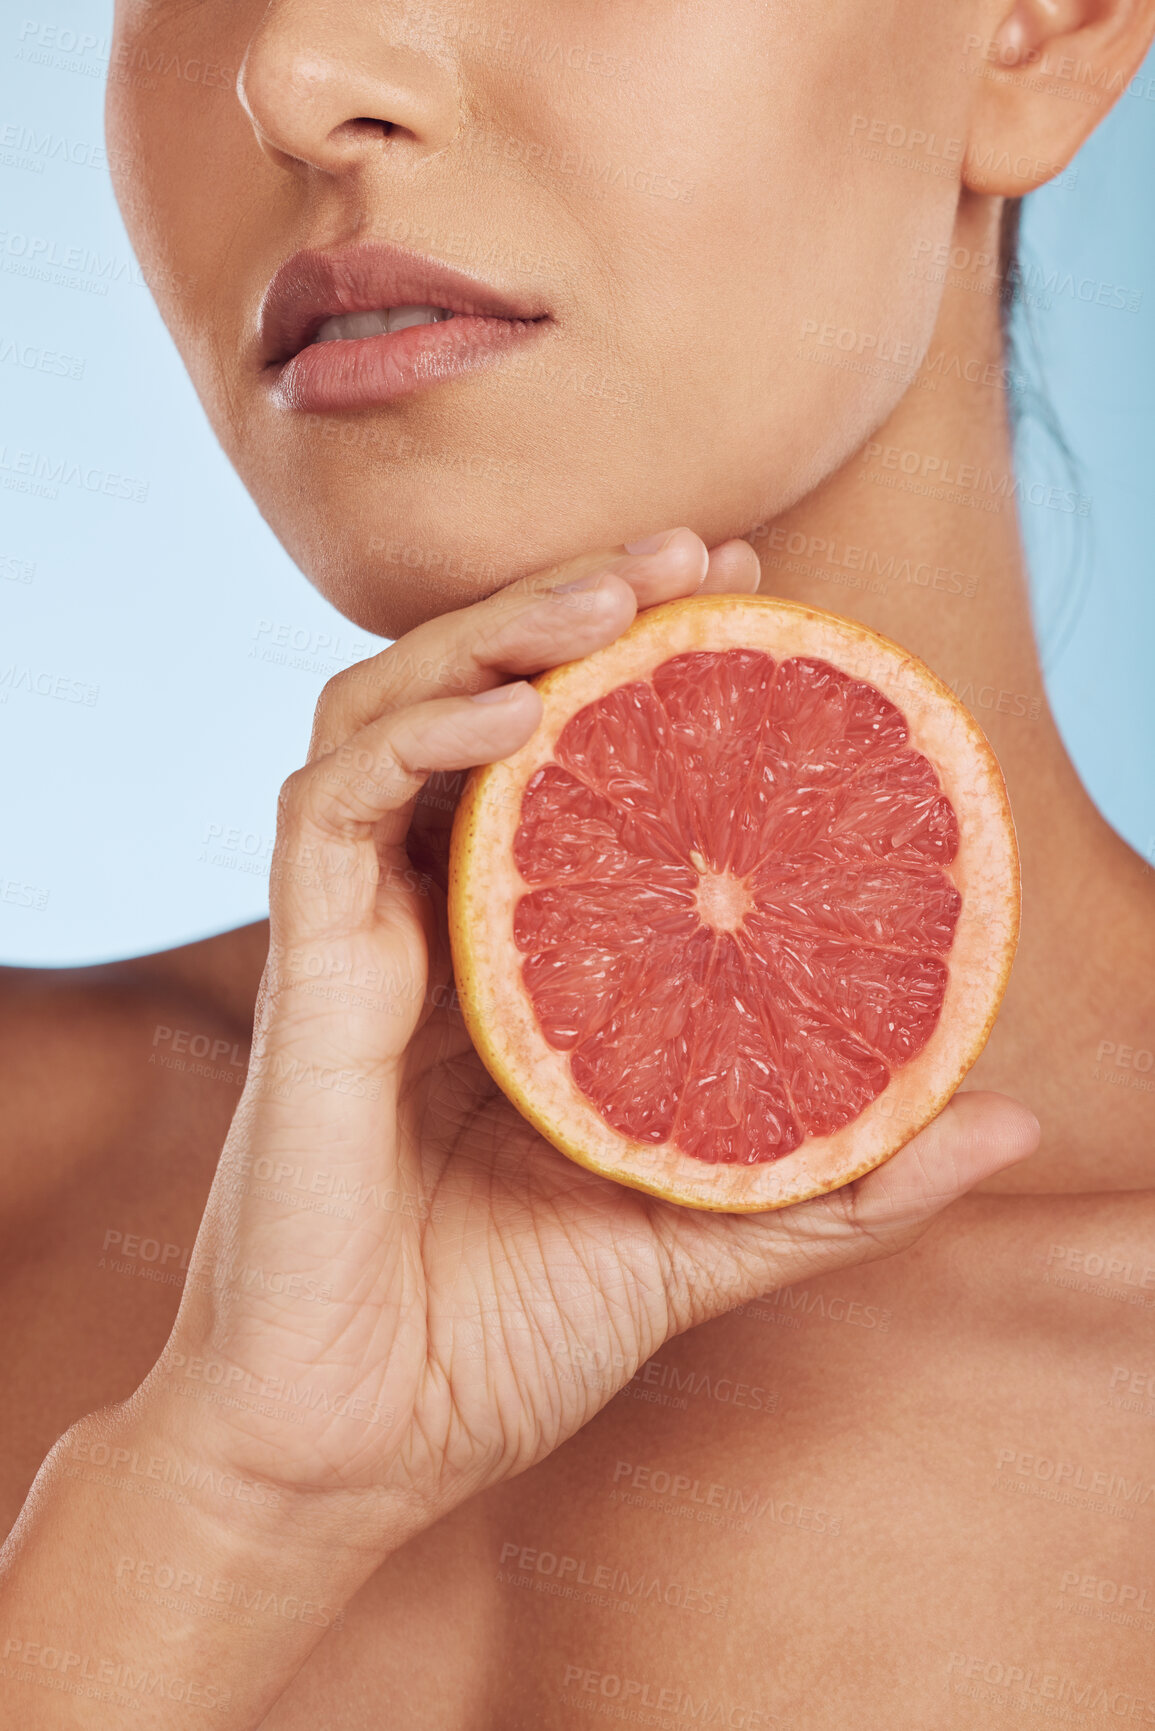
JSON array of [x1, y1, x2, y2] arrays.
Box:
[[449, 595, 1019, 1211]]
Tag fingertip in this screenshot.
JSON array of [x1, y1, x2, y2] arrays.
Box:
[[467, 677, 543, 738], [943, 1089, 1041, 1175], [469, 678, 537, 706], [702, 539, 762, 594], [846, 1089, 1040, 1226], [660, 526, 710, 588], [468, 683, 544, 766], [608, 527, 709, 606]]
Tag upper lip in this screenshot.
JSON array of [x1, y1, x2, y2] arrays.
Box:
[[259, 241, 550, 367]]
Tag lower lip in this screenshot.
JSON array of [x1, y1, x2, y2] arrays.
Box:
[[269, 314, 547, 412]]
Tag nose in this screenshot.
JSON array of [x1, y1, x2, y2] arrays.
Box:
[[237, 0, 460, 172]]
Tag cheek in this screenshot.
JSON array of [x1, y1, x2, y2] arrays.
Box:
[[654, 182, 956, 527], [105, 12, 258, 371], [576, 8, 964, 521]]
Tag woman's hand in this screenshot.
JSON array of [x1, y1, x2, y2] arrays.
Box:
[[141, 528, 1039, 1550]]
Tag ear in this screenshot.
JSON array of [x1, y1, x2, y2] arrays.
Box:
[[962, 0, 1155, 193]]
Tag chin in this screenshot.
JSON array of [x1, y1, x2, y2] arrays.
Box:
[[316, 554, 508, 639], [277, 504, 552, 639]]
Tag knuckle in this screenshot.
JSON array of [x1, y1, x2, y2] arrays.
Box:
[[387, 639, 475, 695], [314, 660, 363, 721], [323, 735, 420, 821], [312, 653, 401, 742], [468, 606, 519, 663], [276, 765, 309, 825], [518, 558, 569, 599]]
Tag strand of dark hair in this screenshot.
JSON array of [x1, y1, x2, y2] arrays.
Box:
[[998, 195, 1023, 336]]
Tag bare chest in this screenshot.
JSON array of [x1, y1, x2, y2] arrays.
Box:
[[6, 1174, 1154, 1729]]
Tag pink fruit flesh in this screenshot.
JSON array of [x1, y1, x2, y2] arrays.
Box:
[[512, 651, 961, 1165]]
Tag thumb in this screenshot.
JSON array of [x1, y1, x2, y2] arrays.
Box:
[[812, 1088, 1040, 1256], [652, 1090, 1040, 1332]]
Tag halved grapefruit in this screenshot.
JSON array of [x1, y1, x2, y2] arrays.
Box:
[[448, 595, 1018, 1212]]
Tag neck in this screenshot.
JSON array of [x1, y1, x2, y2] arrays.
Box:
[[755, 194, 1155, 1186]]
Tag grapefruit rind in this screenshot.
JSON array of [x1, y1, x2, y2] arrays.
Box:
[[449, 595, 1019, 1213]]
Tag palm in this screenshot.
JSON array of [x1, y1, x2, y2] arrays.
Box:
[[381, 1005, 703, 1510], [361, 958, 920, 1518]]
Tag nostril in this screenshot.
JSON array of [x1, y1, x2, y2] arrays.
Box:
[[343, 117, 396, 139], [237, 31, 458, 169]]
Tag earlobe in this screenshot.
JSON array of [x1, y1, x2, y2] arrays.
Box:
[[962, 0, 1155, 194]]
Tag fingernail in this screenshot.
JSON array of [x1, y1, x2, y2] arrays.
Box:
[[624, 529, 678, 556], [552, 570, 608, 596], [470, 681, 530, 704]]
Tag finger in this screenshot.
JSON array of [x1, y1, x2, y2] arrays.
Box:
[[652, 1091, 1039, 1331], [766, 1090, 1040, 1276], [831, 1090, 1040, 1234], [275, 685, 543, 932], [308, 529, 708, 757], [700, 538, 762, 594], [289, 685, 542, 845]]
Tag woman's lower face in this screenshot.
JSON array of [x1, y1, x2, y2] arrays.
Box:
[[107, 0, 973, 637]]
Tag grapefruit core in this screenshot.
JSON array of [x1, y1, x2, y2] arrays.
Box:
[[448, 595, 1019, 1212]]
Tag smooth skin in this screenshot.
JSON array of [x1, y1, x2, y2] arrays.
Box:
[[2, 0, 1155, 1726]]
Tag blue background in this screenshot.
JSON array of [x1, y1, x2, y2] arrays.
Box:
[[2, 8, 1153, 964]]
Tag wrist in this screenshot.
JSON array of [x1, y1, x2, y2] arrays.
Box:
[[0, 1398, 415, 1729], [63, 1391, 419, 1592]]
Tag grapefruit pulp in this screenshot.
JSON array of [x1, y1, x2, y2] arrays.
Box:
[[448, 595, 1019, 1212]]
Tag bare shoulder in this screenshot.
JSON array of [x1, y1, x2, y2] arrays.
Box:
[[0, 920, 269, 1222], [0, 924, 269, 1514]]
